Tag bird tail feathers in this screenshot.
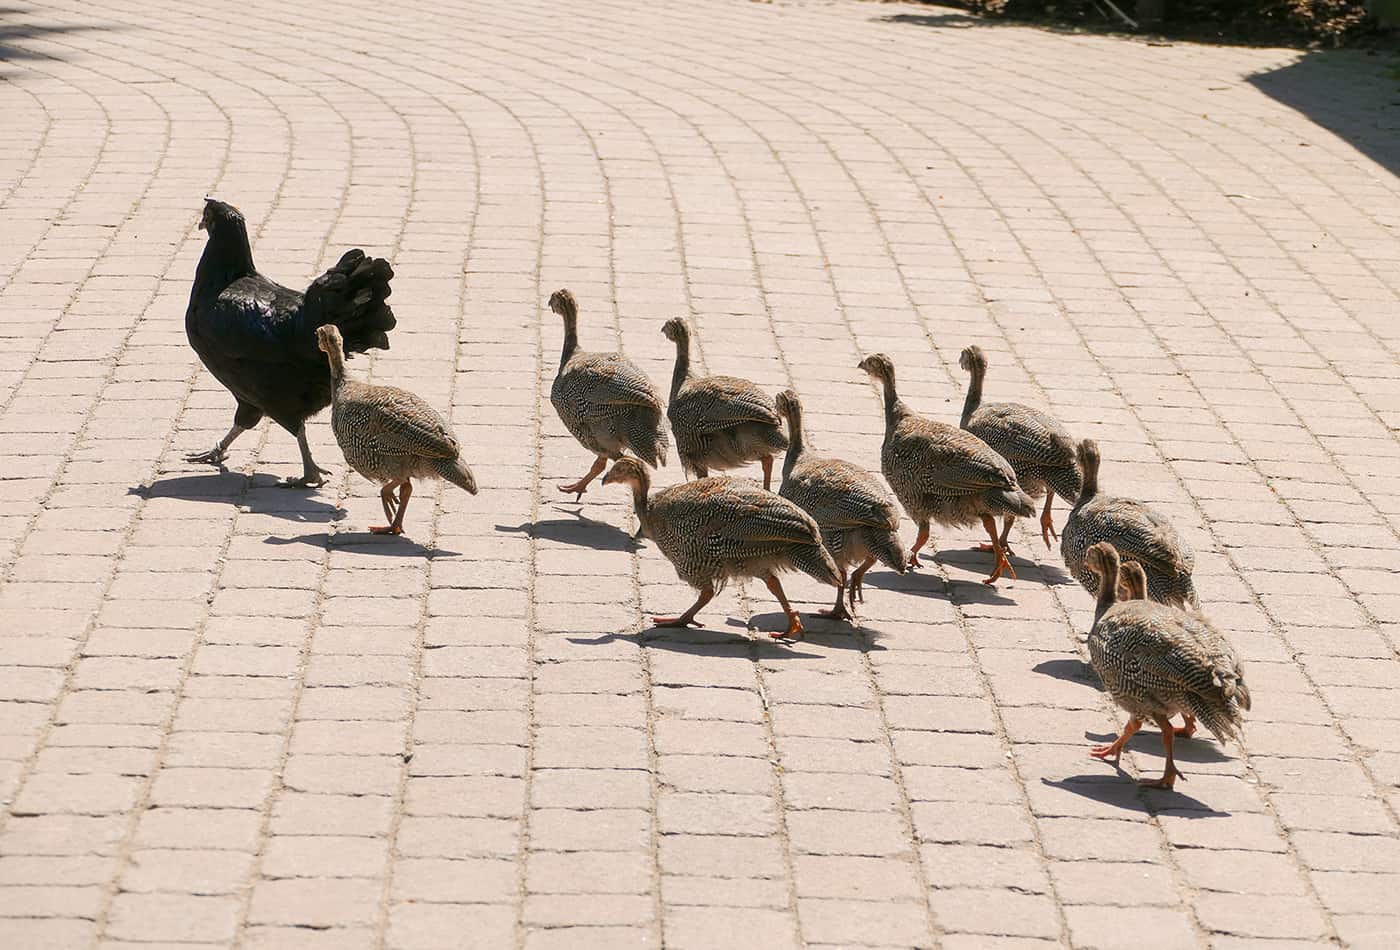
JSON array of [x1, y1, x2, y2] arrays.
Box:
[[304, 249, 397, 354]]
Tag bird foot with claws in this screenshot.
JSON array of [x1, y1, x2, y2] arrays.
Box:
[[369, 524, 404, 536], [651, 615, 701, 628], [186, 447, 229, 465]]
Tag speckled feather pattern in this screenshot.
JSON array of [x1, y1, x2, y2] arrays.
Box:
[[669, 375, 788, 477], [642, 477, 839, 591], [882, 414, 1035, 529], [780, 455, 907, 575], [1089, 599, 1250, 745], [1063, 496, 1197, 608], [965, 402, 1082, 504], [331, 378, 475, 491], [552, 350, 669, 467]]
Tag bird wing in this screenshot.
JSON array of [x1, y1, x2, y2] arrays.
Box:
[[674, 480, 819, 546], [784, 459, 898, 530], [564, 352, 664, 409], [1099, 498, 1194, 577], [677, 376, 780, 431], [895, 417, 1017, 494], [358, 386, 459, 459], [968, 403, 1075, 468], [192, 275, 315, 362]]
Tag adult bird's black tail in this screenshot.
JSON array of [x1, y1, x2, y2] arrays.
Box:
[[303, 249, 397, 356]]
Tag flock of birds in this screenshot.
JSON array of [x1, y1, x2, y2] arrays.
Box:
[[183, 198, 1251, 791]]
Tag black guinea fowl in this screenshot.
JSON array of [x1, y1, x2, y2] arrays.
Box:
[[184, 198, 398, 487]]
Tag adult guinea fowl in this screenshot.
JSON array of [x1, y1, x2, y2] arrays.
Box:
[[773, 389, 907, 621], [662, 317, 788, 490], [601, 458, 840, 641], [958, 345, 1081, 551], [1061, 439, 1198, 609], [185, 198, 397, 487], [1083, 542, 1249, 790], [316, 326, 476, 535], [548, 289, 668, 501], [857, 353, 1034, 585]]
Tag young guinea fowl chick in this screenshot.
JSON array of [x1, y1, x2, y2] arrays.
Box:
[[857, 353, 1035, 585], [1062, 440, 1198, 609], [185, 198, 396, 487], [602, 458, 840, 640], [773, 389, 907, 621], [548, 289, 668, 501], [1117, 559, 1201, 740], [958, 345, 1081, 551], [662, 317, 789, 490], [316, 326, 476, 536], [1084, 542, 1250, 790]]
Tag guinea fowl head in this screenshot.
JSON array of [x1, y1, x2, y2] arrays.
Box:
[[857, 353, 895, 385], [602, 457, 649, 491], [959, 345, 987, 376], [1076, 439, 1100, 501], [773, 389, 800, 420], [660, 317, 690, 345], [315, 325, 347, 380], [1118, 560, 1148, 601], [547, 288, 577, 319], [1085, 541, 1121, 617]]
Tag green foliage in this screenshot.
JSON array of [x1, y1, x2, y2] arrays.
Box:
[[965, 0, 1377, 45]]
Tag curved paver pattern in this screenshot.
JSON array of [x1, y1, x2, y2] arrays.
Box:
[[1, 1, 1398, 947]]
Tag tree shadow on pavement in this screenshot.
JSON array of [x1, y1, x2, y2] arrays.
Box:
[[0, 5, 121, 70], [131, 473, 344, 523]]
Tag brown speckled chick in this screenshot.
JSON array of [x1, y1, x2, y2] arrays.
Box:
[[317, 325, 476, 536]]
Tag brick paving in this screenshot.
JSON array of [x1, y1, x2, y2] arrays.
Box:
[[1, 0, 1398, 946]]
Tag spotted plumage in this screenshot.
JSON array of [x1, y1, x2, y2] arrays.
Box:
[[548, 290, 669, 500], [858, 353, 1034, 584], [603, 458, 839, 640], [773, 389, 906, 620], [317, 325, 476, 535], [959, 345, 1081, 549], [662, 317, 788, 489], [1084, 543, 1250, 789], [1061, 440, 1197, 609]]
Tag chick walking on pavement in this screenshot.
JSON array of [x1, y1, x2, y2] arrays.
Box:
[[317, 325, 476, 536]]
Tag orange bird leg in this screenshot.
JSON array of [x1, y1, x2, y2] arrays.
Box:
[[760, 454, 774, 491], [848, 556, 876, 609], [371, 481, 402, 534], [1140, 714, 1185, 789], [1173, 714, 1197, 738], [1090, 716, 1142, 761], [976, 515, 1015, 554], [559, 455, 607, 502], [1040, 493, 1057, 549], [907, 522, 930, 569], [819, 568, 852, 621], [980, 514, 1016, 585], [764, 574, 805, 641], [652, 582, 714, 628]]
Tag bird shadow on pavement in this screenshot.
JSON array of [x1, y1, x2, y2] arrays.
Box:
[[1040, 774, 1225, 816], [131, 472, 344, 523], [568, 626, 826, 660], [264, 531, 459, 558], [1033, 658, 1101, 689], [737, 612, 889, 652], [495, 510, 635, 552]]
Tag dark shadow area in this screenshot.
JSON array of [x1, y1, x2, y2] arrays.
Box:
[[131, 473, 344, 524], [1084, 728, 1234, 765], [568, 628, 827, 661], [1248, 52, 1400, 179], [735, 612, 889, 651], [495, 513, 636, 552], [1, 5, 115, 68], [1034, 658, 1102, 689], [1040, 775, 1222, 815], [265, 531, 459, 558]]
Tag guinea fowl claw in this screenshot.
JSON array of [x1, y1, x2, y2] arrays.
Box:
[[369, 524, 403, 536], [279, 474, 326, 490]]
